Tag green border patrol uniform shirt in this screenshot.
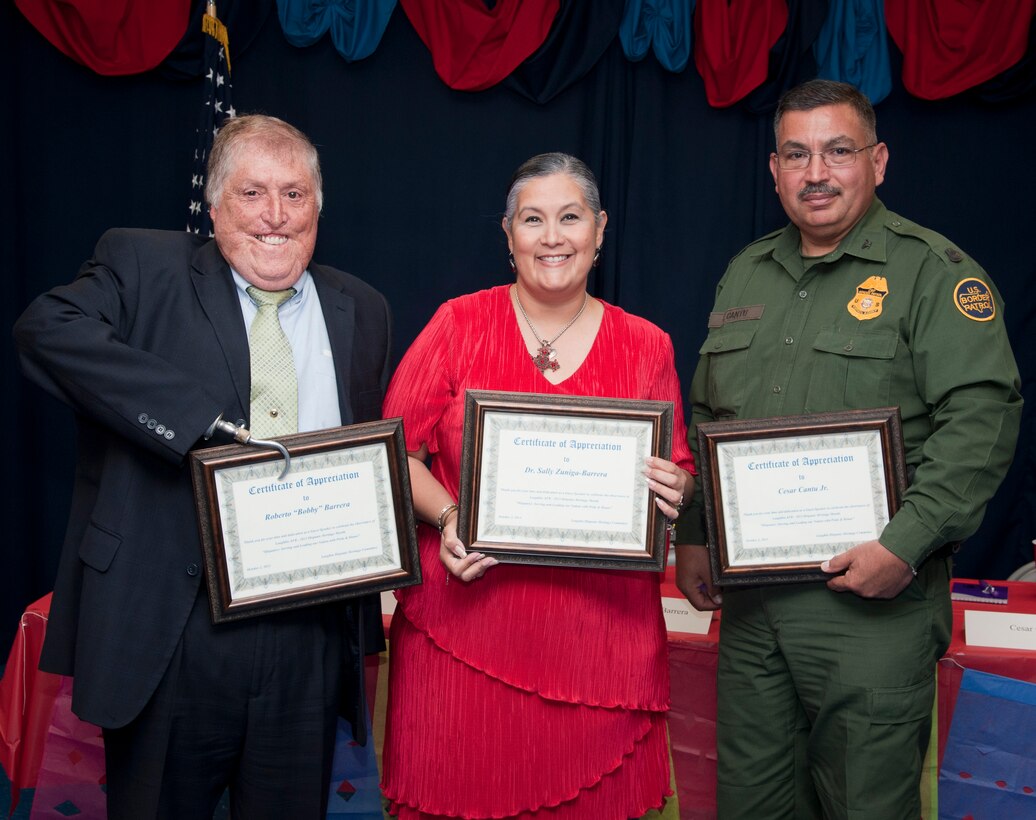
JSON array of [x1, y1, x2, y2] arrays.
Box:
[[680, 198, 1022, 570]]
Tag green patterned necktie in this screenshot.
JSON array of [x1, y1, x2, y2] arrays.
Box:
[[246, 285, 298, 438]]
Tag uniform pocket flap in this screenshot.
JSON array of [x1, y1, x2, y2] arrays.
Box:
[[813, 329, 898, 360], [700, 328, 756, 355], [79, 522, 122, 572], [869, 676, 935, 725]]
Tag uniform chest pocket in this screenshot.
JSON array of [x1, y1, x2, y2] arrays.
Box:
[[805, 329, 899, 411], [700, 327, 758, 418]]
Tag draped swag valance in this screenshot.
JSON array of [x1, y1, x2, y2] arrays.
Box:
[[15, 0, 1036, 104]]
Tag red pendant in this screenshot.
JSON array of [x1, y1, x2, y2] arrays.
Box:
[[532, 343, 560, 372]]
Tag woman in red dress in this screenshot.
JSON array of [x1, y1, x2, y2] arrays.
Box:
[[381, 153, 694, 819]]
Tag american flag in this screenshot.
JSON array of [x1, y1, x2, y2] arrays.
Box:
[[187, 1, 235, 237]]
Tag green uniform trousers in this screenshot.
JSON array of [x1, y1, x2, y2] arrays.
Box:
[[715, 556, 952, 820]]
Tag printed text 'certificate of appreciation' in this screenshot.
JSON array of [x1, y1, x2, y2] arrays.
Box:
[[458, 391, 673, 571], [190, 420, 419, 622], [718, 440, 886, 566], [697, 409, 906, 585]]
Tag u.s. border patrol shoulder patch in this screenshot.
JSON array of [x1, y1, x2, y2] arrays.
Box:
[[953, 278, 996, 321]]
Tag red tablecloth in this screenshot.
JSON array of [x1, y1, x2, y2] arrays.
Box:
[[0, 593, 62, 813], [661, 570, 721, 820]]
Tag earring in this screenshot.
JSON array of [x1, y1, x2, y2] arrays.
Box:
[[508, 253, 516, 274], [593, 247, 601, 268]]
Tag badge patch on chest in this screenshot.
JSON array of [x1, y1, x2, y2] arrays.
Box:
[[953, 278, 996, 321], [847, 275, 888, 320]]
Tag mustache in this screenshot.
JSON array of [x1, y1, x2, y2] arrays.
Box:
[[798, 183, 840, 200]]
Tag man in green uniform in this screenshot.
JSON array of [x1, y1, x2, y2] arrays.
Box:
[[676, 80, 1022, 819]]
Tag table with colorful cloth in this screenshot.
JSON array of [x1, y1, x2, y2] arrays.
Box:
[[663, 573, 1036, 819], [0, 594, 383, 819], [936, 579, 1036, 817], [4, 577, 1036, 819]]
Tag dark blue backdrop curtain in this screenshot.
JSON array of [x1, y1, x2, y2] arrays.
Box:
[[2, 4, 1034, 654]]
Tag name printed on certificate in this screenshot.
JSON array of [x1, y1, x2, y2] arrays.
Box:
[[718, 434, 889, 567], [215, 445, 400, 597]]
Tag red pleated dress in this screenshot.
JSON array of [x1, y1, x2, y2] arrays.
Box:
[[381, 286, 694, 819]]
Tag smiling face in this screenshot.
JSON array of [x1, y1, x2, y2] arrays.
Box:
[[210, 139, 319, 291], [502, 172, 607, 299], [769, 103, 888, 256]]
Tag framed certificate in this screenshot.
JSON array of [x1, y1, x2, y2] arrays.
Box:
[[189, 418, 419, 623], [458, 390, 673, 571], [696, 408, 907, 585]]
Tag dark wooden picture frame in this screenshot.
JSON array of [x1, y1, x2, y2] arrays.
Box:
[[190, 418, 419, 623], [696, 407, 908, 586], [458, 390, 673, 571]]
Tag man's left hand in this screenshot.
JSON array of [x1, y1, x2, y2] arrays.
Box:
[[821, 540, 914, 599]]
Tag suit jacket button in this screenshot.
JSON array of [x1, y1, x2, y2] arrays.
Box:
[[147, 418, 158, 430], [186, 563, 199, 576], [164, 430, 175, 440], [138, 413, 149, 424]]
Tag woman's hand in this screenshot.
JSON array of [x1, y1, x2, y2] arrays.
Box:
[[405, 449, 499, 583], [439, 516, 499, 582], [644, 456, 692, 520]]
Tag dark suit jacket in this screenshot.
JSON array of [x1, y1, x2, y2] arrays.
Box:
[[13, 228, 391, 731]]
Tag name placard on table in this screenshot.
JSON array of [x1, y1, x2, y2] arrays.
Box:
[[965, 610, 1036, 652], [661, 596, 713, 635]]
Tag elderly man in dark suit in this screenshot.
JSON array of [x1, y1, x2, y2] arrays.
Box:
[[14, 115, 391, 819]]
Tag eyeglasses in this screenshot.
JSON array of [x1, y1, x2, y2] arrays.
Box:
[[774, 144, 877, 170]]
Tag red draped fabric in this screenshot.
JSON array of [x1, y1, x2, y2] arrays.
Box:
[[693, 0, 789, 108], [398, 0, 560, 91], [14, 0, 191, 76], [885, 0, 1036, 100]]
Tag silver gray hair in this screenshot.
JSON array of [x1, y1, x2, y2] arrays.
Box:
[[503, 153, 603, 228], [205, 114, 324, 213]]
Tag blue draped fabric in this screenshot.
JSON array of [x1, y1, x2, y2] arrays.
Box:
[[277, 0, 396, 62], [940, 670, 1036, 818], [619, 0, 695, 73], [814, 0, 891, 104]]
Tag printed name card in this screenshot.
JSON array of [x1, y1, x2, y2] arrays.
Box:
[[964, 609, 1036, 651], [661, 596, 713, 635]]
